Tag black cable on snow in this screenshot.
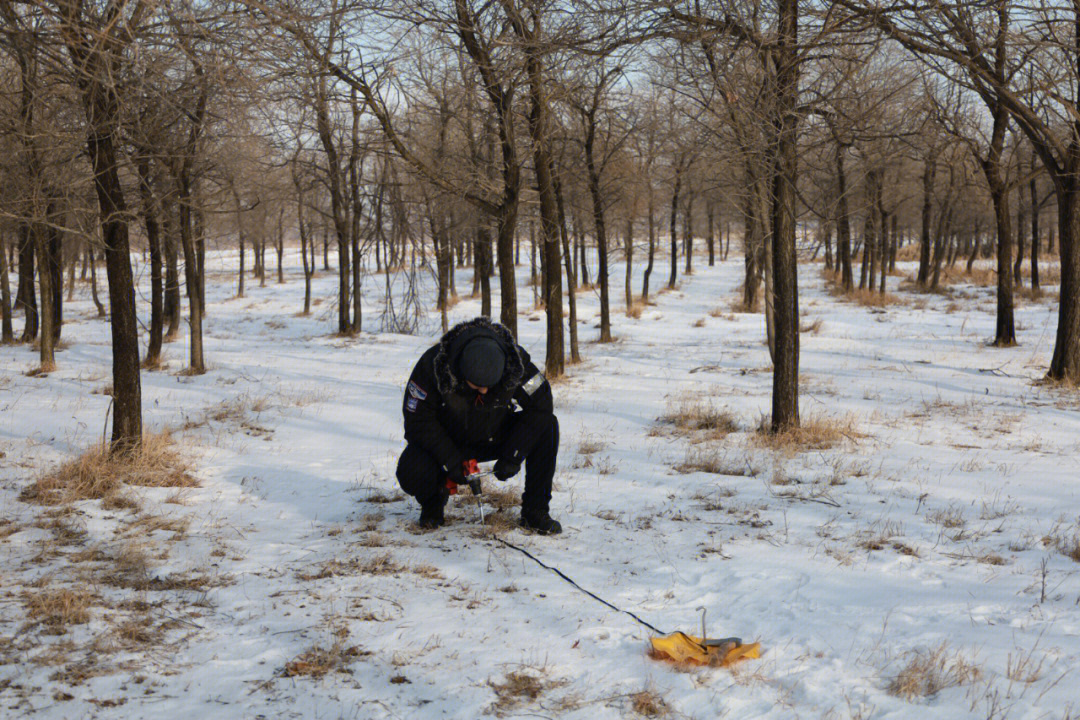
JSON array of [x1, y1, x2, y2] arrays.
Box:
[[489, 533, 668, 636]]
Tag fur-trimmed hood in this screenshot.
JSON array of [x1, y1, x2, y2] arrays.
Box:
[[433, 317, 525, 397]]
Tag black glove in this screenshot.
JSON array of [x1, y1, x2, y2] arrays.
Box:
[[446, 463, 467, 486], [493, 459, 521, 481]]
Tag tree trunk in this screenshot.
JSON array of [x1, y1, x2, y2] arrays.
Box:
[[584, 117, 611, 342], [477, 223, 493, 318], [237, 229, 246, 298], [859, 216, 872, 290], [0, 231, 12, 343], [136, 158, 163, 367], [668, 167, 681, 289], [17, 228, 37, 342], [496, 205, 518, 336], [1015, 193, 1027, 287], [835, 146, 854, 292], [529, 218, 538, 305], [918, 157, 936, 288], [163, 200, 181, 339], [643, 196, 655, 300], [45, 206, 63, 343], [277, 210, 285, 285], [770, 0, 800, 431], [706, 202, 715, 266], [89, 239, 105, 317], [178, 170, 205, 374], [888, 214, 898, 271], [1048, 178, 1080, 381], [625, 213, 634, 312], [979, 101, 1016, 347], [1031, 168, 1041, 295], [683, 194, 694, 275], [85, 112, 143, 450], [876, 174, 888, 293], [524, 39, 564, 377], [35, 219, 57, 370], [743, 170, 763, 310], [555, 174, 580, 363]]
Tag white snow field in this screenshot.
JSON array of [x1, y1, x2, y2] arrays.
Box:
[[2, 248, 1079, 720]]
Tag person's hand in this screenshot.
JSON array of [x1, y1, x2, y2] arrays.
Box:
[[447, 459, 478, 485], [494, 458, 521, 481], [446, 463, 467, 486]]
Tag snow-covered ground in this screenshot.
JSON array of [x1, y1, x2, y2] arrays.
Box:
[[2, 247, 1078, 719]]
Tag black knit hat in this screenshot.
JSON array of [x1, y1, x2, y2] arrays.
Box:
[[458, 337, 506, 387]]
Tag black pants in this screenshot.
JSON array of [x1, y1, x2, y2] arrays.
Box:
[[396, 417, 559, 517]]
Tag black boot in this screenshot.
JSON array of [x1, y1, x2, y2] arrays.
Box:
[[418, 491, 448, 529], [521, 510, 561, 535]]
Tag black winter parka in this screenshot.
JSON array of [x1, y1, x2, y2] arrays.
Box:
[[402, 318, 554, 475]]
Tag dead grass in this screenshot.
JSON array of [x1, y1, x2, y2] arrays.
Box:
[[297, 553, 443, 581], [887, 643, 982, 700], [281, 641, 369, 678], [626, 301, 645, 319], [939, 265, 996, 288], [577, 435, 606, 455], [800, 318, 823, 334], [658, 395, 739, 439], [927, 505, 965, 530], [123, 513, 190, 538], [0, 518, 21, 540], [823, 268, 908, 306], [752, 413, 860, 454], [1035, 373, 1080, 394], [25, 360, 58, 377], [22, 588, 97, 634], [21, 432, 197, 506], [481, 487, 522, 512], [366, 491, 406, 504], [675, 447, 755, 476], [731, 283, 762, 313], [831, 286, 907, 308], [630, 690, 671, 717], [488, 671, 555, 715], [1058, 533, 1080, 563]]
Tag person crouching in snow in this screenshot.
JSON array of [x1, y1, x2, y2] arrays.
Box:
[[396, 317, 561, 534]]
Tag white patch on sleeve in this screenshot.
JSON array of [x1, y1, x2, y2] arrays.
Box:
[[522, 373, 545, 396], [407, 381, 428, 400]]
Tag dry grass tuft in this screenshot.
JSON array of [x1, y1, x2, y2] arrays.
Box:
[[752, 414, 861, 454], [1058, 533, 1080, 563], [0, 518, 21, 540], [800, 318, 823, 334], [887, 643, 982, 700], [488, 671, 552, 715], [630, 690, 670, 717], [366, 491, 406, 504], [23, 588, 97, 634], [481, 487, 522, 512], [939, 265, 996, 287], [577, 435, 606, 455], [626, 301, 645, 319], [25, 361, 58, 377], [832, 286, 907, 307], [21, 432, 197, 506], [282, 642, 369, 678], [927, 505, 965, 530], [658, 395, 739, 438], [675, 447, 755, 476], [1035, 373, 1080, 393], [297, 553, 442, 581]]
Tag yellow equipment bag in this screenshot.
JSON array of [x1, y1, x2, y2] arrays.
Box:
[[649, 632, 761, 667]]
